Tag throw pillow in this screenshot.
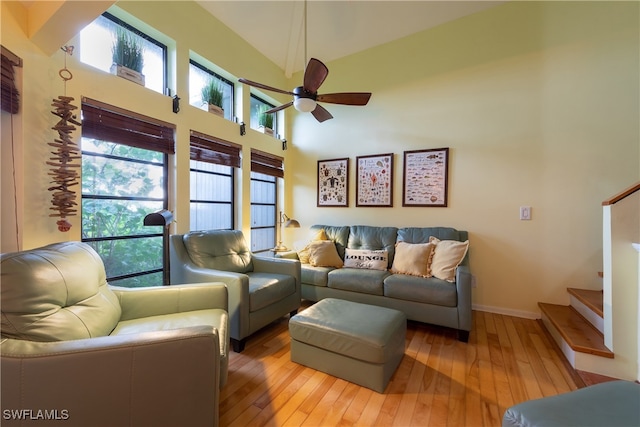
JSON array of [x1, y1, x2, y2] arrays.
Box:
[[429, 237, 469, 282], [297, 229, 329, 264], [343, 248, 388, 270], [307, 240, 343, 268], [390, 241, 434, 277]]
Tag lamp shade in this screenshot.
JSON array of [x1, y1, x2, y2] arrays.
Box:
[[284, 218, 300, 228], [293, 97, 316, 113], [143, 209, 174, 226]]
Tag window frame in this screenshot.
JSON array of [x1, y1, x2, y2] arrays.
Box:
[[250, 171, 277, 253], [80, 11, 168, 95], [250, 94, 278, 135], [189, 59, 235, 121]]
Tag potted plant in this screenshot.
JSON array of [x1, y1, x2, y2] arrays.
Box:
[[201, 78, 224, 117], [257, 104, 274, 136], [110, 29, 145, 86]]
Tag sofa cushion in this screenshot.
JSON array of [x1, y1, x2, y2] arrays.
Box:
[[343, 248, 388, 270], [247, 272, 296, 312], [310, 225, 350, 259], [327, 268, 390, 295], [183, 230, 253, 273], [390, 241, 434, 277], [383, 274, 458, 307], [397, 227, 467, 244], [297, 229, 329, 264], [301, 265, 334, 287], [429, 237, 469, 282], [348, 225, 398, 268], [307, 240, 344, 268], [0, 242, 122, 342]]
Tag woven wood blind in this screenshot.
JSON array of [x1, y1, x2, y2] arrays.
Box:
[[81, 97, 175, 154], [190, 130, 241, 168], [1, 46, 21, 114], [251, 149, 284, 178]]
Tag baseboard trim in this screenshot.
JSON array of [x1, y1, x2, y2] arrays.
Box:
[[473, 304, 540, 320]]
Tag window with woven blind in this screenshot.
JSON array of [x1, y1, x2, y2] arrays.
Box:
[[250, 149, 283, 252], [81, 98, 176, 287], [189, 131, 240, 231], [1, 46, 21, 114]]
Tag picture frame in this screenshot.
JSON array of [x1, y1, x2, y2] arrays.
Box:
[[317, 158, 349, 207], [356, 153, 393, 207], [402, 148, 449, 207]]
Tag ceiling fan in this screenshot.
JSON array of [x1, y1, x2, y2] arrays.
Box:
[[239, 57, 372, 123]]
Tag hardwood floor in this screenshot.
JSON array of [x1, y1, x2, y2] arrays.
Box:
[[221, 304, 584, 426]]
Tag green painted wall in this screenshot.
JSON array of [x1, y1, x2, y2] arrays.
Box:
[[285, 1, 639, 316]]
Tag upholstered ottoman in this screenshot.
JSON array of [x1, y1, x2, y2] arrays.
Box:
[[289, 298, 406, 393]]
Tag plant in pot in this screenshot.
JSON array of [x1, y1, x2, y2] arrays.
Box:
[[110, 29, 145, 86], [257, 104, 274, 136], [201, 78, 224, 117]]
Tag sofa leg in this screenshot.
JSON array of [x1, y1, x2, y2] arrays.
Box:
[[231, 338, 246, 353], [290, 309, 298, 318], [458, 330, 470, 343]]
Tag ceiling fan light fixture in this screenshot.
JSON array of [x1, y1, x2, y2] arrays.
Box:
[[293, 97, 316, 113]]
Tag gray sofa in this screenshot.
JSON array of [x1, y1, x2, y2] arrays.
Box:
[[282, 225, 472, 341]]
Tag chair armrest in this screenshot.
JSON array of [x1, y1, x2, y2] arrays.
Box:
[[252, 256, 301, 284], [110, 282, 228, 321], [456, 265, 473, 331], [1, 327, 220, 427]]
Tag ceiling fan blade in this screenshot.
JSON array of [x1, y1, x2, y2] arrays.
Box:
[[265, 102, 293, 114], [238, 78, 293, 96], [316, 92, 372, 106], [303, 58, 329, 93], [311, 104, 333, 122]]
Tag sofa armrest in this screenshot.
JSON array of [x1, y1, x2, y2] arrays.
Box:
[[110, 282, 228, 321], [1, 327, 220, 427], [456, 265, 473, 332], [274, 250, 299, 260]]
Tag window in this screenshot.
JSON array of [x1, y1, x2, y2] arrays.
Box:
[[189, 60, 234, 121], [189, 131, 241, 231], [250, 94, 277, 134], [250, 150, 284, 253], [80, 12, 167, 94], [81, 98, 175, 287]]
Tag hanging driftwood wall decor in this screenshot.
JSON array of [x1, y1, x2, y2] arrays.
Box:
[[48, 95, 81, 231], [48, 46, 80, 232]]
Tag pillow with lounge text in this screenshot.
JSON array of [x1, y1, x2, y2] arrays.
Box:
[[429, 237, 469, 282], [307, 240, 343, 268], [390, 241, 434, 277], [343, 248, 388, 270], [297, 229, 329, 264]]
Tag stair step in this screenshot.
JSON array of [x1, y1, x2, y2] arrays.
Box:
[[539, 302, 613, 358], [567, 287, 603, 317]]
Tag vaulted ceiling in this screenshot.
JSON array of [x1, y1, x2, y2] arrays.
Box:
[[196, 1, 505, 77]]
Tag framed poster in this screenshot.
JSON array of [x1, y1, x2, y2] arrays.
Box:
[[317, 158, 349, 207], [356, 153, 393, 207], [403, 148, 449, 207]]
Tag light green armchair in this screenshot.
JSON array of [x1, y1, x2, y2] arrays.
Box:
[[170, 230, 301, 352], [1, 241, 228, 427]]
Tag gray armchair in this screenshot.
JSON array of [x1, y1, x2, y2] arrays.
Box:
[[170, 230, 301, 352], [1, 241, 228, 427]]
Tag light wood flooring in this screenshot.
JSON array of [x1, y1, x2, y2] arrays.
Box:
[[220, 303, 585, 426]]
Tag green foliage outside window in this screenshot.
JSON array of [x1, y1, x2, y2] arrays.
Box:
[[82, 140, 165, 287]]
